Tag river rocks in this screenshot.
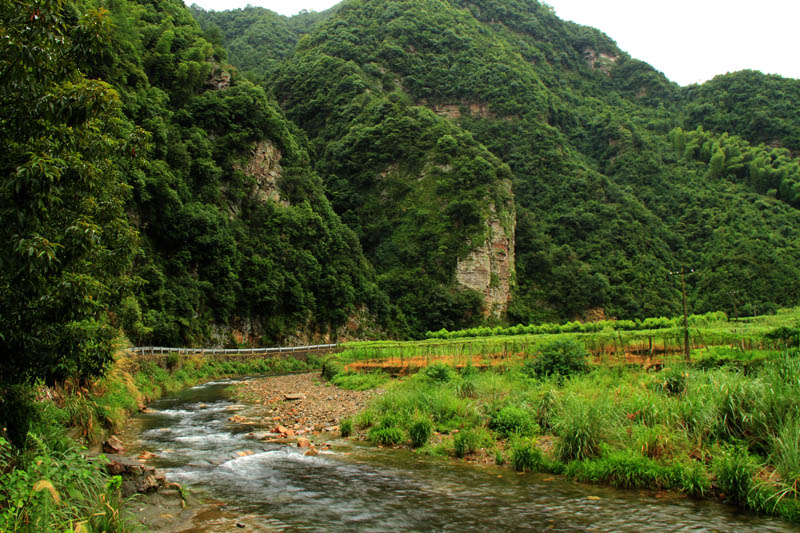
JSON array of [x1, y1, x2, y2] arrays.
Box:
[[284, 393, 305, 401], [105, 454, 170, 497], [304, 448, 319, 457], [235, 372, 382, 434], [297, 437, 311, 448], [104, 435, 125, 454], [138, 474, 159, 493]]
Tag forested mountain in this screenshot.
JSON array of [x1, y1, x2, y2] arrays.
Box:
[[104, 0, 404, 345], [195, 0, 800, 333], [4, 0, 800, 381]]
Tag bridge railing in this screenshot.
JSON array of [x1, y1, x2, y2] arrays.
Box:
[[130, 343, 339, 357]]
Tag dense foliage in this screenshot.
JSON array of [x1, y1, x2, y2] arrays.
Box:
[[6, 0, 800, 406], [0, 0, 142, 443], [97, 0, 397, 346], [682, 70, 800, 152], [199, 0, 800, 333]]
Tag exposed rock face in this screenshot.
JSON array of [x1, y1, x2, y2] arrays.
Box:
[[455, 185, 515, 317], [236, 140, 288, 207], [583, 48, 619, 75], [207, 62, 232, 90], [427, 101, 496, 120]]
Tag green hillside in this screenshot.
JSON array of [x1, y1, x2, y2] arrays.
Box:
[[4, 0, 800, 383], [196, 0, 800, 332]]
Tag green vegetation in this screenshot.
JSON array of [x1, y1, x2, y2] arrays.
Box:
[[330, 371, 389, 390], [0, 351, 320, 531], [196, 0, 800, 333], [522, 338, 589, 380], [427, 311, 728, 339], [0, 434, 126, 532], [5, 0, 800, 525], [341, 343, 800, 521]]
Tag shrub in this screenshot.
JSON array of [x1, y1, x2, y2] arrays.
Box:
[[524, 339, 588, 380], [0, 434, 125, 531], [453, 429, 481, 458], [368, 426, 405, 446], [423, 363, 456, 383], [771, 417, 800, 483], [408, 414, 434, 448], [0, 384, 37, 448], [166, 352, 180, 371], [490, 405, 537, 438], [713, 446, 760, 504], [631, 425, 675, 459], [332, 371, 388, 390], [355, 410, 375, 429], [764, 326, 800, 347], [653, 366, 688, 396], [368, 414, 405, 445], [510, 438, 547, 472], [554, 398, 608, 462], [340, 418, 353, 438], [455, 378, 476, 398], [321, 357, 344, 381]]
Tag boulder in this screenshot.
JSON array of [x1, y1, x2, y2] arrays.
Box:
[[103, 435, 125, 454], [137, 474, 159, 493]]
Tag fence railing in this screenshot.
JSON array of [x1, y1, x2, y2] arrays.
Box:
[[130, 344, 339, 357]]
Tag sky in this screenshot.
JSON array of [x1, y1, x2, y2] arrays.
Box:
[[186, 0, 800, 86]]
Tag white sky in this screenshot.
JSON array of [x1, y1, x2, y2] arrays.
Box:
[[187, 0, 800, 86]]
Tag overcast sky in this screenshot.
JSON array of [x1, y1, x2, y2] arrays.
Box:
[[187, 0, 800, 86]]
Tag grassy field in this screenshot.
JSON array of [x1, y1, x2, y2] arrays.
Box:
[[332, 346, 800, 522], [335, 307, 800, 372], [326, 309, 800, 522]]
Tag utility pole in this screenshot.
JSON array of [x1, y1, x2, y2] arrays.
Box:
[[669, 267, 693, 362], [681, 267, 690, 362]]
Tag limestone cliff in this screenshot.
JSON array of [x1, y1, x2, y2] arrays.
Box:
[[455, 182, 515, 318], [236, 140, 289, 206]]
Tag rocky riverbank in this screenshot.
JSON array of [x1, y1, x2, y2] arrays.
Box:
[[233, 371, 381, 436]]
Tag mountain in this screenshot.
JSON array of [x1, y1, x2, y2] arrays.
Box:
[[93, 0, 401, 345], [195, 0, 800, 333], [5, 0, 800, 370]]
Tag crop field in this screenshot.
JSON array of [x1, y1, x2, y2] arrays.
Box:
[[338, 308, 800, 373]]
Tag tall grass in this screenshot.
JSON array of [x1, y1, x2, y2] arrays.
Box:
[[0, 433, 128, 532], [0, 351, 323, 532], [338, 345, 800, 521]]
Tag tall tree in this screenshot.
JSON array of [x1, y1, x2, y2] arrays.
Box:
[[0, 0, 141, 396]]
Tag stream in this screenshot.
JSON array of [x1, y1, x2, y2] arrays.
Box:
[[124, 378, 797, 532]]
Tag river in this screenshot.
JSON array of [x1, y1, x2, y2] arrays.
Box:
[[124, 378, 796, 532]]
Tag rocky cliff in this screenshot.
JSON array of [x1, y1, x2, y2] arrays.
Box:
[[456, 182, 516, 317]]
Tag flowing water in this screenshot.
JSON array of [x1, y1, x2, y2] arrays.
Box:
[[126, 379, 796, 532]]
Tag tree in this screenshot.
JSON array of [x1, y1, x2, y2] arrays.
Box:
[[0, 0, 141, 407]]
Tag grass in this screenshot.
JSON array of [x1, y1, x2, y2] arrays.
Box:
[[335, 307, 800, 371], [0, 423, 127, 532], [340, 343, 800, 523], [331, 371, 389, 391], [0, 349, 324, 532]]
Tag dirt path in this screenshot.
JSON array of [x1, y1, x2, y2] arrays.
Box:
[[234, 372, 381, 434]]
